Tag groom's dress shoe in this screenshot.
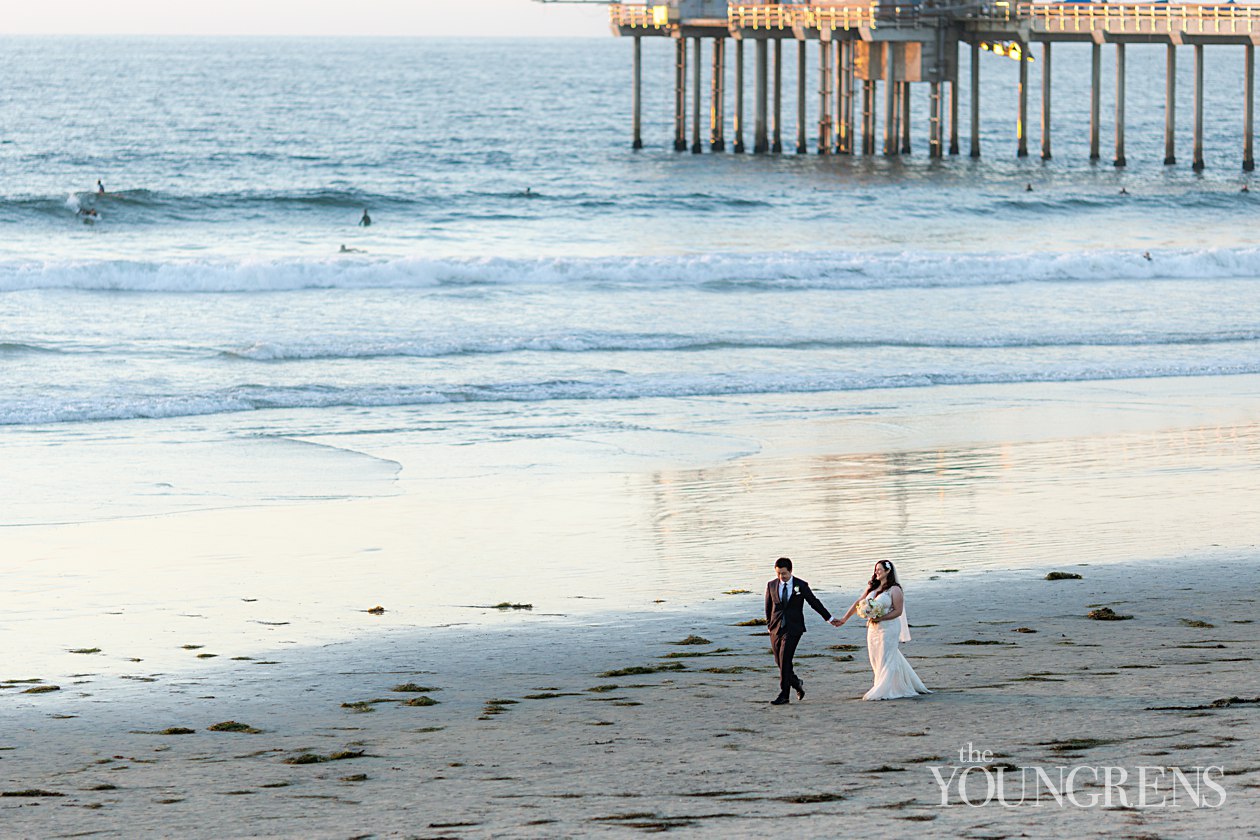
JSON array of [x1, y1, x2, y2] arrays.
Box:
[[770, 695, 790, 706], [795, 680, 805, 701]]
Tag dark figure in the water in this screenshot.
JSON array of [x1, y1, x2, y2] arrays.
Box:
[[1142, 251, 1152, 261], [339, 244, 365, 254], [96, 180, 105, 194], [1243, 185, 1251, 193], [359, 209, 371, 227], [1025, 183, 1033, 192], [1119, 187, 1129, 196]]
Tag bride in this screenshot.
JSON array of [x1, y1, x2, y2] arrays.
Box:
[[838, 560, 931, 701]]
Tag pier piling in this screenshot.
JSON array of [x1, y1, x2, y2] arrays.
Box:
[[820, 36, 833, 153], [755, 39, 769, 153], [949, 70, 960, 155], [632, 37, 643, 149], [1115, 43, 1126, 167], [1245, 44, 1255, 172], [930, 81, 942, 158], [773, 38, 784, 153], [797, 40, 807, 153], [1194, 44, 1205, 170], [674, 38, 687, 152], [863, 79, 876, 155], [901, 82, 912, 154], [834, 41, 846, 154], [1018, 42, 1029, 158], [1041, 43, 1052, 160], [1090, 43, 1101, 161], [844, 42, 856, 154], [692, 37, 703, 153], [884, 46, 896, 155], [970, 41, 981, 158], [734, 39, 745, 153], [711, 38, 725, 152], [1165, 45, 1176, 165]]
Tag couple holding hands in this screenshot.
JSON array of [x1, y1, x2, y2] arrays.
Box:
[[764, 556, 930, 705]]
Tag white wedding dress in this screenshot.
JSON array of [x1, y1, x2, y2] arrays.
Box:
[[863, 589, 931, 701]]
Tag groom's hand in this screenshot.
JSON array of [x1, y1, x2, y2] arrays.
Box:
[[830, 618, 843, 627]]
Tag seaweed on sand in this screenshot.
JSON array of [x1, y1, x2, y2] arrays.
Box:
[[599, 663, 686, 678], [208, 721, 262, 734]]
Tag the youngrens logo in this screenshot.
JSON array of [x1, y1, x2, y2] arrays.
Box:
[[929, 743, 1228, 808]]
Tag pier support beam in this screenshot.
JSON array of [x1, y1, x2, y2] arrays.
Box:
[[734, 40, 745, 153], [692, 37, 703, 153], [1246, 44, 1255, 171], [711, 38, 725, 152], [797, 39, 808, 153], [970, 41, 981, 158], [755, 39, 769, 153], [632, 37, 643, 150], [1165, 45, 1176, 165], [1194, 44, 1205, 171], [674, 38, 687, 152], [1040, 42, 1052, 160], [773, 38, 783, 153], [820, 37, 833, 153], [1090, 43, 1101, 161], [1114, 43, 1126, 167], [1018, 41, 1029, 157]]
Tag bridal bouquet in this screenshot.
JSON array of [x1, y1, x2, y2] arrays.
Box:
[[856, 598, 887, 622]]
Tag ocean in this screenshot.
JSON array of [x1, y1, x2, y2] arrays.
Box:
[[2, 35, 1260, 526]]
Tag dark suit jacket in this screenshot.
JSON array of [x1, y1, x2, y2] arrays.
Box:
[[765, 577, 832, 637]]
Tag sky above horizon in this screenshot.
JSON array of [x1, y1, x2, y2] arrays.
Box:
[[4, 0, 610, 37]]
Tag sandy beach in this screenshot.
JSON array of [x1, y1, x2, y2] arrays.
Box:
[[2, 555, 1257, 838], [3, 377, 1259, 838]]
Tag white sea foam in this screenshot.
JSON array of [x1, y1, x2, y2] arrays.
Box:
[[5, 362, 1260, 427], [3, 246, 1260, 294]]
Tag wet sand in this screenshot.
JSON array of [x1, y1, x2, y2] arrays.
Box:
[[3, 375, 1260, 837]]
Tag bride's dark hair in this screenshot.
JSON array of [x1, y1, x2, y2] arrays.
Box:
[[866, 560, 901, 596]]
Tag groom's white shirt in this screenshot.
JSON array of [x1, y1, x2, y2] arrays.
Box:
[[779, 576, 794, 602]]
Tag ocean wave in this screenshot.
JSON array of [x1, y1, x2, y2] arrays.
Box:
[[221, 330, 1260, 362], [5, 363, 1260, 427], [0, 342, 62, 356], [4, 247, 1260, 294]]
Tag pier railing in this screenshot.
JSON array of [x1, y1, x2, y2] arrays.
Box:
[[1014, 3, 1260, 36], [616, 1, 1260, 35], [730, 3, 939, 30], [609, 4, 670, 29]]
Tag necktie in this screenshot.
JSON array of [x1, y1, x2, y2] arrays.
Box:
[[781, 582, 788, 602]]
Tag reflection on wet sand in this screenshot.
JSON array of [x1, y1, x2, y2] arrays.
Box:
[[639, 422, 1260, 587]]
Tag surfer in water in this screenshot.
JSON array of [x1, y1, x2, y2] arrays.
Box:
[[97, 180, 106, 194], [78, 208, 99, 223], [338, 244, 365, 254], [359, 209, 371, 227]]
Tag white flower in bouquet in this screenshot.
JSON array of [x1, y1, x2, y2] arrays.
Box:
[[856, 598, 888, 621]]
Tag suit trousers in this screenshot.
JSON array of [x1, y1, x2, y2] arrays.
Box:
[[770, 630, 803, 696]]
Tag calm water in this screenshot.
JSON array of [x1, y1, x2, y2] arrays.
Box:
[[2, 36, 1259, 503]]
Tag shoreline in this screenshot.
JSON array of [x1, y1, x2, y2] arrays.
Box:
[[3, 553, 1258, 837]]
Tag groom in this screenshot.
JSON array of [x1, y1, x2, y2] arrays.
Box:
[[765, 557, 841, 705]]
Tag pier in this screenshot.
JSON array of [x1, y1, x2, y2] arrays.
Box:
[[609, 1, 1260, 169]]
